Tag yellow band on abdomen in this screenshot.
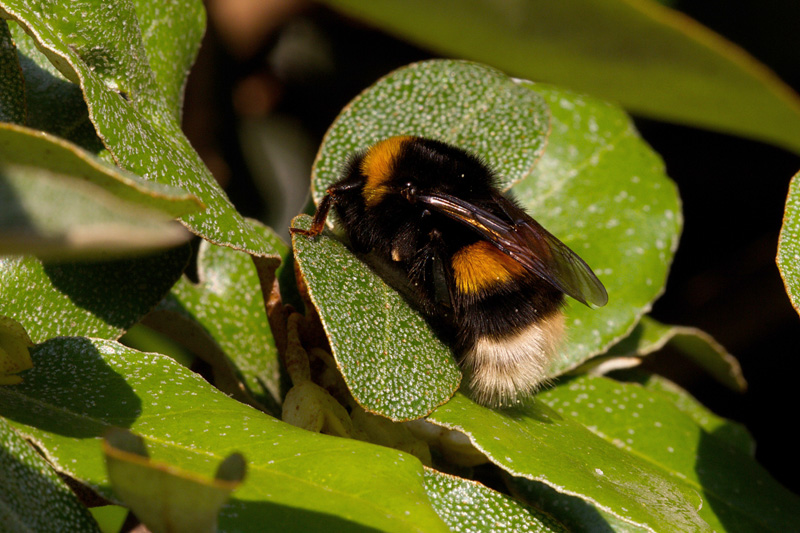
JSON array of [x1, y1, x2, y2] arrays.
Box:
[[451, 241, 526, 294]]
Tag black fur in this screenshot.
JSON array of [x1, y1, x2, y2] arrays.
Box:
[[326, 137, 565, 351]]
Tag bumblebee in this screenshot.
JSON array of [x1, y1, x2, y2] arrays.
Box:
[[293, 136, 608, 407]]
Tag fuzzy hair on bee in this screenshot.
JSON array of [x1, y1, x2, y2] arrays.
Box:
[[293, 136, 608, 407]]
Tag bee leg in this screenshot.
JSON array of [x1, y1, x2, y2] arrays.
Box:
[[291, 179, 364, 237], [291, 193, 335, 237]]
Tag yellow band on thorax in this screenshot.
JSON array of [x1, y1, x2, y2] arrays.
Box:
[[361, 136, 414, 207]]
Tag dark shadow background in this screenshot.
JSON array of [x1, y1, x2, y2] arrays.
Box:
[[180, 1, 800, 494]]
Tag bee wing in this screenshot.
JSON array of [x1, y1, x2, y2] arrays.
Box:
[[417, 192, 608, 308]]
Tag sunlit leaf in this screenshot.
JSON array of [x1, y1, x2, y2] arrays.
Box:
[[0, 338, 450, 533], [423, 468, 568, 532], [311, 60, 550, 200], [536, 375, 800, 531], [778, 170, 800, 316], [512, 82, 680, 374], [104, 429, 244, 533], [293, 215, 461, 421], [0, 245, 190, 343], [0, 0, 277, 257], [0, 417, 101, 532], [622, 372, 754, 456], [428, 393, 710, 531]]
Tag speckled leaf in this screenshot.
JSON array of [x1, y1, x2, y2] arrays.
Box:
[[311, 60, 549, 202], [0, 338, 450, 533], [604, 316, 746, 391], [5, 20, 103, 151], [423, 468, 567, 532], [428, 393, 711, 532], [0, 123, 202, 258], [0, 20, 26, 124], [0, 245, 190, 343], [507, 479, 650, 533], [626, 373, 754, 457], [104, 430, 243, 533], [778, 170, 800, 316], [319, 0, 800, 154], [0, 123, 200, 215], [129, 0, 205, 122], [0, 0, 276, 257], [537, 375, 800, 532], [293, 215, 461, 421], [151, 222, 284, 409], [0, 416, 101, 532], [512, 83, 681, 375]]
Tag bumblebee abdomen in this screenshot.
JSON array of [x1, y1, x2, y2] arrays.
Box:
[[461, 311, 565, 407], [451, 258, 566, 407]]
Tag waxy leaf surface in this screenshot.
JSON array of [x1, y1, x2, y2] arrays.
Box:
[[0, 0, 276, 257], [778, 170, 800, 316], [0, 417, 101, 532], [428, 392, 710, 532], [0, 338, 450, 533]]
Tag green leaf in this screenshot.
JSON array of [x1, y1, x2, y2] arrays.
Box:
[[5, 20, 103, 152], [0, 123, 201, 216], [423, 468, 568, 532], [0, 123, 202, 258], [428, 393, 711, 532], [0, 20, 26, 124], [513, 82, 681, 374], [293, 215, 461, 421], [319, 0, 800, 154], [296, 60, 679, 416], [147, 221, 284, 411], [0, 0, 276, 257], [778, 170, 800, 316], [0, 245, 191, 343], [604, 316, 746, 391], [0, 315, 33, 385], [0, 417, 101, 532], [536, 375, 800, 531], [0, 338, 450, 533], [88, 506, 128, 533], [507, 479, 650, 533], [625, 373, 754, 457], [311, 60, 549, 200], [104, 429, 244, 533], [129, 0, 205, 122]]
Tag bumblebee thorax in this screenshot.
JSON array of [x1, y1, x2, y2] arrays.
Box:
[[358, 136, 496, 209]]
